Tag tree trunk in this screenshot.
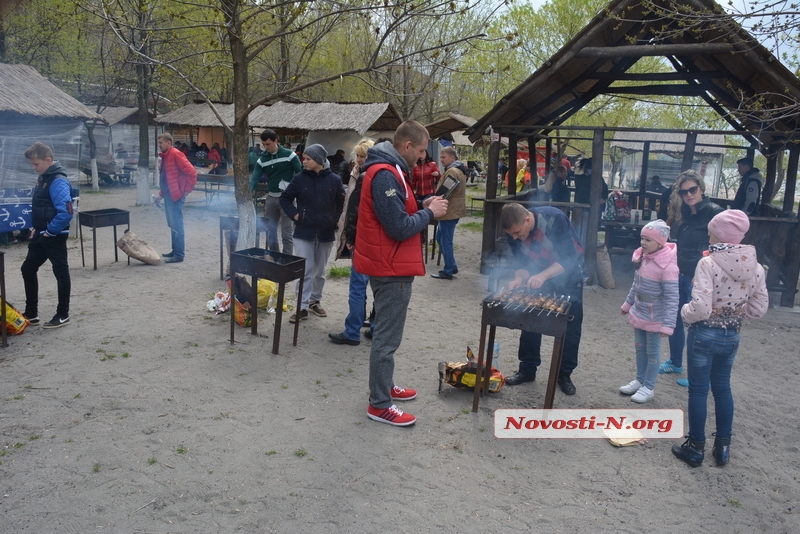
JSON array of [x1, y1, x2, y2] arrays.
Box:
[[90, 158, 99, 192], [86, 123, 100, 192], [228, 1, 257, 250], [135, 2, 152, 206]]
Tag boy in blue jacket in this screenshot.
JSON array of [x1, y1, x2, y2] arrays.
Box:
[[21, 142, 74, 329]]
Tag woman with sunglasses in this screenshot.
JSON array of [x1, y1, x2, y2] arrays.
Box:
[[660, 170, 723, 386]]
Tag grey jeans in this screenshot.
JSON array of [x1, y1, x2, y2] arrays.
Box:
[[368, 277, 413, 408], [264, 195, 293, 255], [293, 237, 334, 310]]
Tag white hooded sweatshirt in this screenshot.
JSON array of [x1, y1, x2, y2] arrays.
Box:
[[681, 243, 769, 330]]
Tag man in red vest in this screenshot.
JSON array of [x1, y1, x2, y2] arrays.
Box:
[[354, 121, 448, 426]]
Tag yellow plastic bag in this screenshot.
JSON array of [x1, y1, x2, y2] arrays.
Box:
[[256, 279, 290, 311], [2, 299, 31, 335]]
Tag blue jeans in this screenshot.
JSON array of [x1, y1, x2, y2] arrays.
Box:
[[667, 273, 693, 367], [163, 195, 186, 259], [343, 266, 370, 341], [435, 219, 459, 275], [518, 284, 583, 377], [634, 328, 662, 390], [686, 325, 740, 443]]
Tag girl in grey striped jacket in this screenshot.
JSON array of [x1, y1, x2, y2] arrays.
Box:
[[619, 220, 680, 403]]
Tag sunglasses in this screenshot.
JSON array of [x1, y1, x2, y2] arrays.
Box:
[[678, 185, 700, 197]]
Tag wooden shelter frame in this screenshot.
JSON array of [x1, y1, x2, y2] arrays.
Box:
[[467, 0, 800, 307]]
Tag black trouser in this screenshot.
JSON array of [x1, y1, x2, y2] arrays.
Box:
[[517, 283, 583, 378], [21, 233, 71, 318]]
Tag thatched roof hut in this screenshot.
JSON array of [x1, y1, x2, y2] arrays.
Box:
[[156, 101, 401, 135], [425, 113, 478, 147], [156, 100, 402, 156], [425, 113, 476, 138], [251, 101, 401, 135], [0, 63, 101, 122], [99, 106, 155, 126], [155, 103, 235, 128], [0, 63, 100, 226]]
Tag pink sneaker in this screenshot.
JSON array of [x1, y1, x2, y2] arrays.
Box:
[[391, 385, 417, 401], [367, 405, 416, 426]]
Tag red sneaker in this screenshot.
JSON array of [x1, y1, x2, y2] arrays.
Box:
[[367, 405, 416, 426], [391, 385, 417, 401]]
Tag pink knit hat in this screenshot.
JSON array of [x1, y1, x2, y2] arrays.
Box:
[[640, 219, 670, 247], [708, 209, 750, 244]]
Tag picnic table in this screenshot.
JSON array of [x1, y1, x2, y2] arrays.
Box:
[[197, 173, 235, 207]]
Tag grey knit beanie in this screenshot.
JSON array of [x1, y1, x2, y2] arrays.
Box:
[[303, 144, 328, 166]]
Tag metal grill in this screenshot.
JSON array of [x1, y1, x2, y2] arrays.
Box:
[[472, 289, 573, 411]]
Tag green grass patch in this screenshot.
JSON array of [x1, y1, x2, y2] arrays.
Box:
[[147, 457, 158, 465], [294, 448, 307, 458], [460, 222, 483, 232], [328, 265, 351, 279]]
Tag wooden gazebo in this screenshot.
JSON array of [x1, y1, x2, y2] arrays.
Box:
[[467, 0, 800, 307]]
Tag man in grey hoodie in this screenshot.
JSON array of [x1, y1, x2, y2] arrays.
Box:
[[353, 121, 448, 426]]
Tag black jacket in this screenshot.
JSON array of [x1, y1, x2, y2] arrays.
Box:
[[280, 167, 345, 242], [344, 171, 365, 246], [31, 162, 71, 233], [674, 197, 723, 277]]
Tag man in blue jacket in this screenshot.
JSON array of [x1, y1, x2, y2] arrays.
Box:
[[21, 142, 74, 329]]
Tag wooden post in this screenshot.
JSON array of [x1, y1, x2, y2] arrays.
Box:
[[782, 145, 799, 214], [747, 146, 756, 164], [486, 139, 501, 201], [639, 141, 651, 209], [545, 137, 553, 178], [584, 129, 603, 286], [481, 140, 503, 274], [528, 136, 539, 187], [763, 145, 778, 210], [681, 132, 697, 171], [781, 221, 800, 307], [508, 132, 518, 196]]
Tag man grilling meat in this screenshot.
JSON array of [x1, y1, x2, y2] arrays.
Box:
[[499, 202, 585, 395]]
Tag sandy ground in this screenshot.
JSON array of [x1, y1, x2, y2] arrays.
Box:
[[1, 183, 799, 533]]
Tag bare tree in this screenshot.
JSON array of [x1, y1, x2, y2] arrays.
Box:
[[92, 0, 495, 247]]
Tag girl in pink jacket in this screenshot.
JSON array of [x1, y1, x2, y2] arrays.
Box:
[[620, 220, 679, 403], [672, 210, 768, 468]]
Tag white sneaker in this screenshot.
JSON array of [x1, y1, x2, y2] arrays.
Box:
[[631, 386, 654, 403], [619, 379, 642, 395]]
